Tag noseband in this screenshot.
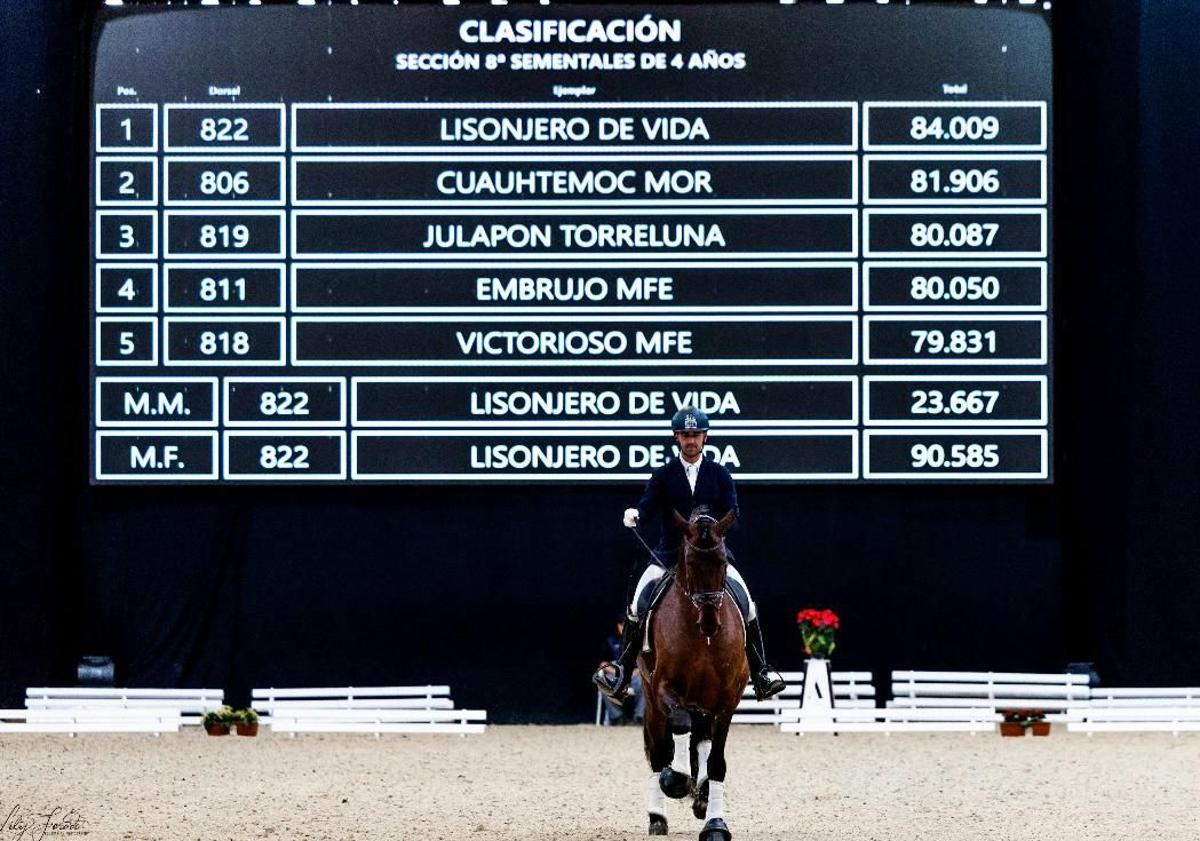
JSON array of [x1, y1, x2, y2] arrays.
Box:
[[690, 589, 726, 610]]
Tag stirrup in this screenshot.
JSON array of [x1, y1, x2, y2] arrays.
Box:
[[594, 613, 644, 700], [593, 664, 630, 700], [752, 669, 786, 702]]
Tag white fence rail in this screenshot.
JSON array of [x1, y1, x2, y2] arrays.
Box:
[[21, 687, 223, 728], [252, 686, 485, 736], [734, 671, 876, 725], [890, 671, 1090, 723], [1, 707, 184, 735], [1069, 688, 1200, 735]]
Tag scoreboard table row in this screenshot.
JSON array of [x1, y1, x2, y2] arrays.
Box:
[[94, 316, 1048, 365], [95, 376, 1050, 426], [95, 263, 1048, 313], [95, 102, 1047, 152], [96, 156, 1048, 206], [93, 210, 1047, 258], [94, 429, 1049, 482]]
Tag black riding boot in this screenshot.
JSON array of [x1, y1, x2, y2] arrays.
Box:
[[746, 617, 787, 702], [593, 615, 645, 701]]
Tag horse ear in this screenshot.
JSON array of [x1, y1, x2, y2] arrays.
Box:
[[672, 509, 691, 535], [713, 508, 737, 538]]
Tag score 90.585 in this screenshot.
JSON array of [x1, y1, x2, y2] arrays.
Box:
[[910, 442, 999, 469]]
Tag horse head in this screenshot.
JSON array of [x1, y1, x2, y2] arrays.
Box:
[[672, 506, 737, 638]]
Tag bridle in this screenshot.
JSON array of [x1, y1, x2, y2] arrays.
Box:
[[681, 515, 728, 622]]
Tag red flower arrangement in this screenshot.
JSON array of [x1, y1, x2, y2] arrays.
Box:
[[796, 608, 840, 658]]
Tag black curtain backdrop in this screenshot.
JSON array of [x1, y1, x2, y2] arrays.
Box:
[[1, 0, 1197, 722]]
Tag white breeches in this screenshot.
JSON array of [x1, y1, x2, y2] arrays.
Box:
[[629, 562, 756, 622]]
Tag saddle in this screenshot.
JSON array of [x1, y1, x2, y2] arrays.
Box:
[[639, 569, 751, 655]]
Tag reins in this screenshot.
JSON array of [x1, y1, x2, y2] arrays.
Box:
[[629, 524, 660, 564], [627, 513, 730, 638]]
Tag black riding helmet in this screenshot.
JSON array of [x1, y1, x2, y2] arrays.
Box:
[[670, 406, 710, 432]]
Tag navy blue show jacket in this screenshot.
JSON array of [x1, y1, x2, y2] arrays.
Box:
[[635, 456, 739, 557]]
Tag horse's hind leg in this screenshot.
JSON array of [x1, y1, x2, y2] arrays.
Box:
[[697, 715, 733, 841], [642, 705, 671, 835], [658, 704, 693, 800]]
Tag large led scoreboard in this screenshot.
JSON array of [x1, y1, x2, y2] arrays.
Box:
[[89, 1, 1052, 483]]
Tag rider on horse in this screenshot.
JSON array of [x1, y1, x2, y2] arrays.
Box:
[[593, 407, 787, 704]]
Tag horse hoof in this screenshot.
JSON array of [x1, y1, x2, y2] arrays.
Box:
[[691, 778, 709, 819], [648, 813, 668, 835], [698, 817, 732, 841], [659, 767, 692, 799]]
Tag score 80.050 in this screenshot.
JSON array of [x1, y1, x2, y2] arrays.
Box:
[[910, 274, 1000, 302]]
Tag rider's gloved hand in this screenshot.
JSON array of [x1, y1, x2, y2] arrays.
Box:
[[623, 508, 640, 528]]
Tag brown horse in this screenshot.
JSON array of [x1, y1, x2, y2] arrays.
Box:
[[638, 507, 748, 841]]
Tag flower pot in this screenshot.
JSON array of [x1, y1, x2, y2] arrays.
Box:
[[1030, 721, 1050, 737], [999, 722, 1025, 737], [204, 722, 230, 736], [235, 722, 259, 737]]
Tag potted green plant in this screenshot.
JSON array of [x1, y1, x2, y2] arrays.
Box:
[[999, 708, 1048, 737], [1029, 712, 1051, 736], [999, 711, 1025, 737], [202, 705, 235, 736], [234, 707, 259, 737], [795, 608, 839, 658]]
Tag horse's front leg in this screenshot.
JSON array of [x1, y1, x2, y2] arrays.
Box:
[[698, 714, 733, 841], [642, 699, 672, 835], [656, 687, 693, 800], [690, 714, 713, 820]]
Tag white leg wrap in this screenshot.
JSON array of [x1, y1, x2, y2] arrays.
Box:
[[670, 732, 691, 776], [725, 564, 757, 621], [705, 780, 726, 821], [695, 739, 712, 783], [645, 772, 666, 815], [629, 565, 666, 619]]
